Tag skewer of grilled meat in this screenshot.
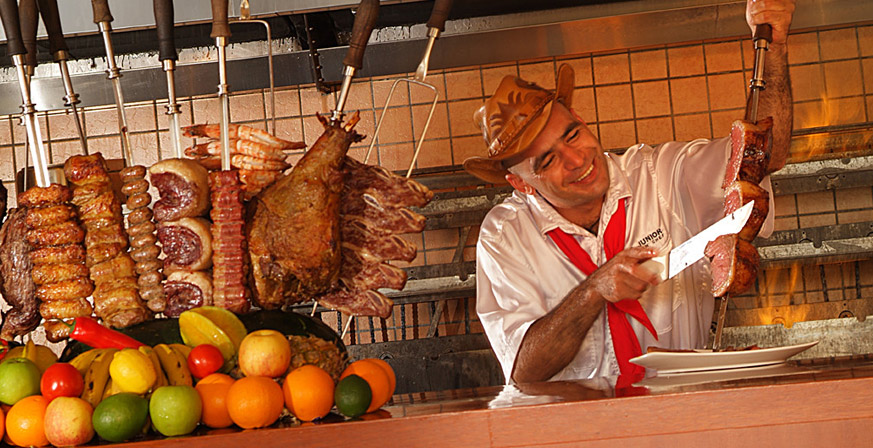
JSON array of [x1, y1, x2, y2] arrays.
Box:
[[0, 208, 39, 339], [209, 170, 251, 314], [18, 184, 94, 342], [119, 165, 166, 313], [150, 158, 214, 316], [65, 154, 151, 329], [247, 112, 364, 309], [316, 157, 433, 318]]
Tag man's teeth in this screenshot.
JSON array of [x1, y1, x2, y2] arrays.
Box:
[[573, 164, 594, 183]]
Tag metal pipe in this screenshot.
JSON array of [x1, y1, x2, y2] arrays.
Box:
[[12, 54, 50, 187]]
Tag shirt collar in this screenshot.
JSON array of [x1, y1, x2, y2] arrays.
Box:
[[525, 154, 632, 238]]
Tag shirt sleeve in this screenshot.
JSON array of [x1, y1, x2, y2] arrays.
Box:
[[475, 214, 552, 383]]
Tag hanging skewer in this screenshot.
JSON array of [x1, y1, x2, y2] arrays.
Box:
[[0, 0, 50, 187], [90, 0, 134, 166], [38, 0, 89, 154], [153, 0, 183, 158]]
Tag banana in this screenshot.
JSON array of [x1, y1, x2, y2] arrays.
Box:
[[69, 348, 108, 376], [139, 346, 168, 390], [169, 343, 192, 359], [154, 344, 192, 387], [81, 348, 118, 408]]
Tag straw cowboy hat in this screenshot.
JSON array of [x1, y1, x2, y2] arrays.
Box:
[[463, 63, 576, 185]]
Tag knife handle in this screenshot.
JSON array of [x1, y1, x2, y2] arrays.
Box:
[[426, 0, 453, 32], [90, 0, 113, 24], [342, 0, 379, 70], [37, 0, 69, 57], [210, 0, 230, 39], [153, 0, 177, 61], [19, 0, 38, 68], [639, 254, 668, 283], [0, 0, 26, 57], [754, 23, 772, 44]]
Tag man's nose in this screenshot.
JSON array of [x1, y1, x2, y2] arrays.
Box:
[[559, 145, 587, 170]]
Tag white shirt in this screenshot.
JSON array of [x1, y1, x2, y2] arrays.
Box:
[[475, 137, 775, 382]]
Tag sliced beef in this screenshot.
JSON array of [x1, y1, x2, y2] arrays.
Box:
[[723, 180, 770, 241], [705, 234, 760, 297]]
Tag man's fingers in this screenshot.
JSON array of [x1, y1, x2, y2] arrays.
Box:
[[621, 246, 659, 261]]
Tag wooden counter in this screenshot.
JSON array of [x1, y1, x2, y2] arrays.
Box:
[[71, 355, 873, 448]]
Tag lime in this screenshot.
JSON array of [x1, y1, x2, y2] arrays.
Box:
[[0, 358, 41, 405], [92, 393, 149, 443], [334, 374, 372, 418], [188, 306, 248, 353], [179, 311, 235, 362]]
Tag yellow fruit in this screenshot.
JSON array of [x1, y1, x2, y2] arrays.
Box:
[[4, 342, 57, 374], [109, 349, 157, 394], [188, 307, 247, 353], [178, 311, 235, 362]]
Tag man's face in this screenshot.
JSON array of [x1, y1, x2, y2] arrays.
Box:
[[508, 103, 609, 214]]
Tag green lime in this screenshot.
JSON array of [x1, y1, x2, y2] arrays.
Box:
[[92, 393, 149, 443], [149, 385, 202, 436], [334, 374, 372, 418]]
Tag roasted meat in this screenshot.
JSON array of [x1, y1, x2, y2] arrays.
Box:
[[705, 234, 759, 297], [19, 183, 94, 342], [0, 208, 39, 339], [723, 117, 773, 188], [247, 113, 364, 309], [149, 159, 211, 222], [156, 217, 213, 272], [120, 165, 166, 313], [164, 270, 213, 317], [723, 180, 770, 241], [65, 154, 150, 329], [209, 170, 251, 314]]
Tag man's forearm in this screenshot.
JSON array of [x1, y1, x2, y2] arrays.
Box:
[[511, 284, 604, 384], [759, 42, 793, 172]]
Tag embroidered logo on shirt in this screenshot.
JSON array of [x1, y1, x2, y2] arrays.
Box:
[[637, 228, 664, 247]]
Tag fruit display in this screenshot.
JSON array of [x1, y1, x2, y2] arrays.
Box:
[[0, 307, 397, 446]]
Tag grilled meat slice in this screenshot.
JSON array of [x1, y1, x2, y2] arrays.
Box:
[[706, 234, 760, 297], [724, 117, 773, 188], [0, 208, 39, 339]]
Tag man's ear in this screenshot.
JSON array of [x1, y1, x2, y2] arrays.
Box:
[[506, 173, 534, 195]]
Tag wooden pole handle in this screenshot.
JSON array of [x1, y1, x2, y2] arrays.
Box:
[[210, 0, 230, 39], [0, 0, 26, 56], [153, 0, 177, 61], [90, 0, 113, 24], [342, 0, 379, 70], [37, 0, 70, 57], [426, 0, 453, 32]]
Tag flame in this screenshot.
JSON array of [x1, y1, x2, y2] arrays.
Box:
[[756, 262, 807, 328]]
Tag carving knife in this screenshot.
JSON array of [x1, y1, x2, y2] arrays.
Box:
[[640, 201, 755, 282], [91, 0, 134, 166], [153, 0, 183, 158]]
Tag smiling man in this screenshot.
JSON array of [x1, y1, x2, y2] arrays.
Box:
[[464, 0, 796, 385]]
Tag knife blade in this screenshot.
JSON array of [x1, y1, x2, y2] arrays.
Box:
[[640, 201, 755, 282]]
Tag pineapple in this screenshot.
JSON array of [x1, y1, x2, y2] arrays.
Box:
[[286, 335, 348, 381]]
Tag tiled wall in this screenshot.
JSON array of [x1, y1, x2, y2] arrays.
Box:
[[3, 22, 873, 345]]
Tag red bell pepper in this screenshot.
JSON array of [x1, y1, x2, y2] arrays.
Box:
[[65, 317, 145, 350]]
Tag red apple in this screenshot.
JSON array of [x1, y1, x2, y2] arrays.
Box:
[[44, 397, 95, 447], [237, 330, 291, 377]]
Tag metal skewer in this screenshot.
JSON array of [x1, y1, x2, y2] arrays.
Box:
[[713, 23, 773, 351], [365, 0, 452, 178], [235, 0, 276, 134], [0, 0, 50, 187], [210, 0, 232, 171], [18, 0, 38, 190], [328, 0, 379, 126], [38, 0, 89, 154], [90, 0, 134, 166], [153, 0, 183, 158]]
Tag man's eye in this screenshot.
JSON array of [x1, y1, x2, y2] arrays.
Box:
[[541, 155, 555, 170], [567, 128, 580, 143]]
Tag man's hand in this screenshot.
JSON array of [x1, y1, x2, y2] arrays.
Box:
[[585, 247, 660, 303], [746, 0, 796, 45]]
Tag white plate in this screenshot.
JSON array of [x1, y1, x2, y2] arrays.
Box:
[[630, 341, 819, 374]]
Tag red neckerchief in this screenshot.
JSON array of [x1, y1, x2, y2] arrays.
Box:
[[546, 197, 657, 382]]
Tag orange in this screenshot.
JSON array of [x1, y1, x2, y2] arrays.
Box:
[[340, 360, 391, 413], [225, 376, 284, 429], [0, 405, 5, 441], [196, 373, 235, 387], [365, 358, 396, 398], [195, 375, 234, 429], [282, 365, 334, 422], [5, 395, 49, 447]]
